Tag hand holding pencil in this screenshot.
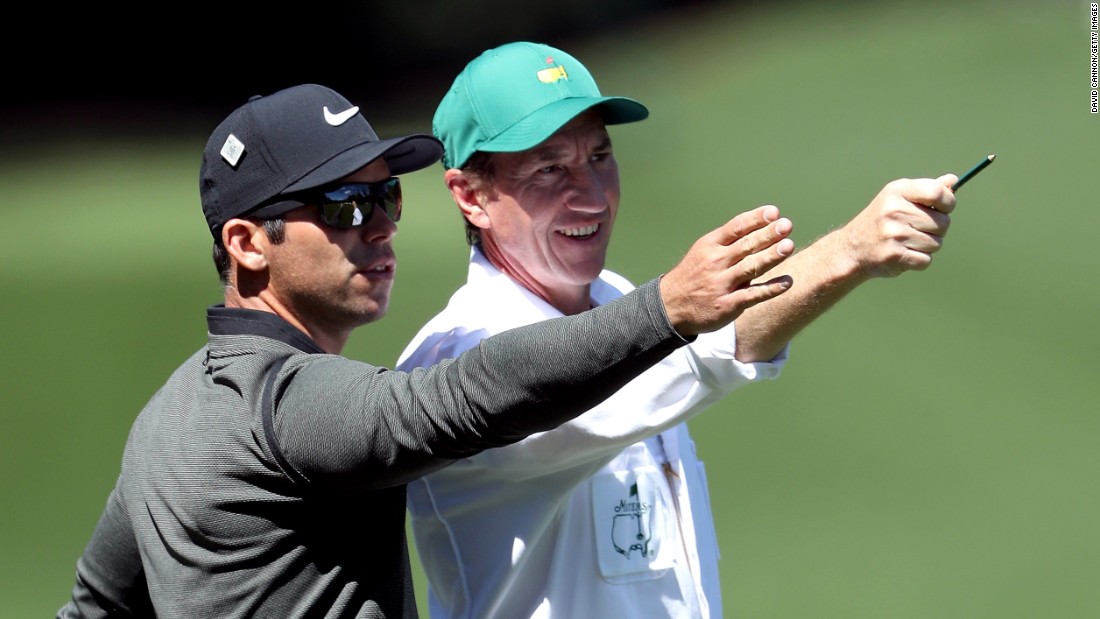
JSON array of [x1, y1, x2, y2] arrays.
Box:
[[729, 155, 995, 361], [828, 173, 958, 279]]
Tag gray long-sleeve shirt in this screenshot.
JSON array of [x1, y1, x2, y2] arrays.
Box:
[[59, 278, 688, 619]]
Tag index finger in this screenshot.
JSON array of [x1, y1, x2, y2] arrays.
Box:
[[902, 176, 957, 214], [713, 204, 781, 245]]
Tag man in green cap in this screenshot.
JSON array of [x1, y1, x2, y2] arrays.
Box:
[[397, 41, 959, 618]]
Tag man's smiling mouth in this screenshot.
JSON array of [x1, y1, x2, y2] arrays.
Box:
[[560, 224, 599, 238]]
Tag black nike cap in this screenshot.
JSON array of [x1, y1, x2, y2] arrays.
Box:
[[199, 83, 443, 239]]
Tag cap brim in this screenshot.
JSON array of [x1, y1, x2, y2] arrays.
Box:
[[283, 134, 443, 195], [246, 197, 309, 220], [477, 96, 649, 154], [241, 134, 442, 221]]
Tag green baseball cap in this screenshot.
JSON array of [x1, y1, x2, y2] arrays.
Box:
[[433, 41, 650, 169]]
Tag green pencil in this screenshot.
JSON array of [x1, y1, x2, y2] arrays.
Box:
[[952, 154, 996, 191]]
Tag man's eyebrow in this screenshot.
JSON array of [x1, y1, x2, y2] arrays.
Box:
[[524, 145, 565, 166]]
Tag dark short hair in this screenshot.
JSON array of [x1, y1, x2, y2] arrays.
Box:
[[212, 219, 287, 285]]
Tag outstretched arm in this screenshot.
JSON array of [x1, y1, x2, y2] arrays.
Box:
[[733, 174, 958, 362]]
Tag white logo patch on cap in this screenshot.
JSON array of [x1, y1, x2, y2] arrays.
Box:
[[324, 105, 360, 126], [220, 133, 246, 167]]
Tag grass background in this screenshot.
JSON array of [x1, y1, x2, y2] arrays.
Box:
[[4, 0, 1096, 616]]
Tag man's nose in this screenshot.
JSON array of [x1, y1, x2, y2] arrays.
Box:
[[361, 205, 398, 241], [566, 166, 608, 212]]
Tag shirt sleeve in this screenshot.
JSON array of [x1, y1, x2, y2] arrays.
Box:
[[270, 278, 692, 490], [57, 483, 155, 618], [396, 298, 788, 480]]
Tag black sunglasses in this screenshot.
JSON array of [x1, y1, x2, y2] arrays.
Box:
[[310, 178, 402, 228]]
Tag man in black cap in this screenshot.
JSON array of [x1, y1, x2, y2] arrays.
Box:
[[57, 84, 795, 617]]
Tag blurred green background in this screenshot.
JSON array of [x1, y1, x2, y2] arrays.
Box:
[[5, 0, 1096, 616]]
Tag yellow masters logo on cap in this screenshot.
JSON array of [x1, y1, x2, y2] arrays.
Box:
[[537, 64, 569, 84]]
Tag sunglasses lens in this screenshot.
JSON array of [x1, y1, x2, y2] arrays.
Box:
[[321, 202, 366, 227], [317, 179, 402, 228], [378, 180, 402, 222]]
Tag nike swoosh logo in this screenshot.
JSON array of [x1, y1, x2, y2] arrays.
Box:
[[323, 105, 360, 126]]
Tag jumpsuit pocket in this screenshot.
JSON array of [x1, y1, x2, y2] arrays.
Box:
[[591, 465, 677, 581]]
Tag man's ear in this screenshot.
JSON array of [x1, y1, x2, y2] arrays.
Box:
[[445, 169, 491, 230], [222, 218, 269, 273]]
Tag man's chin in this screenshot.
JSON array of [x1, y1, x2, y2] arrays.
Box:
[[336, 296, 390, 329], [357, 304, 389, 326], [570, 263, 606, 287]]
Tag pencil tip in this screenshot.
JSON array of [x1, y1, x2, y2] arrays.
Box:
[[988, 154, 996, 161]]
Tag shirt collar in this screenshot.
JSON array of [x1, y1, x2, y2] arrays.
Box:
[[468, 245, 623, 310], [206, 305, 325, 354]]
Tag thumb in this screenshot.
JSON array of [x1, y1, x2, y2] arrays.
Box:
[[936, 173, 959, 189]]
